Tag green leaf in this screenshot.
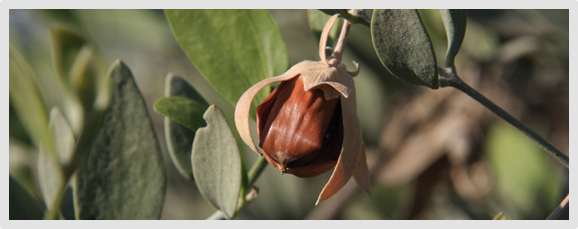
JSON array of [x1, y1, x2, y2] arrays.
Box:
[[73, 60, 166, 220], [164, 9, 289, 110], [166, 73, 209, 106], [9, 100, 32, 145], [68, 44, 99, 110], [159, 73, 209, 180], [440, 9, 467, 68], [50, 26, 109, 135], [154, 96, 208, 132], [50, 107, 76, 164], [308, 9, 341, 48], [51, 26, 87, 85], [38, 107, 75, 210], [371, 9, 439, 89], [492, 211, 511, 220], [37, 147, 64, 212], [9, 45, 50, 148], [192, 105, 243, 219], [10, 176, 45, 220]]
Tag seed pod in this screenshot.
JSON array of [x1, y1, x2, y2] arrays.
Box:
[[235, 14, 370, 205]]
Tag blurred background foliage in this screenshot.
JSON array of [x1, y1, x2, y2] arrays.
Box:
[[9, 9, 568, 220]]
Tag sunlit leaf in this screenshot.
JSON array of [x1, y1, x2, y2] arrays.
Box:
[[164, 9, 289, 111], [371, 9, 439, 89], [192, 105, 243, 219], [440, 9, 467, 67], [73, 60, 166, 220]]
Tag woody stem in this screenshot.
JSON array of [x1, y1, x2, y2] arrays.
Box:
[[439, 66, 569, 168], [546, 194, 569, 220]]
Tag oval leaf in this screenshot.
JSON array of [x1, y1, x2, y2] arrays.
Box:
[[371, 9, 439, 89], [37, 148, 64, 213], [440, 9, 467, 67], [51, 26, 87, 85], [164, 9, 289, 110], [166, 73, 209, 106], [161, 73, 208, 180], [50, 107, 76, 164], [50, 26, 110, 135], [73, 60, 166, 220], [154, 96, 208, 132], [38, 107, 75, 210], [192, 105, 243, 219]]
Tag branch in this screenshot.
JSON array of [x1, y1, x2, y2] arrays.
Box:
[[319, 9, 371, 27], [546, 194, 569, 220], [439, 66, 569, 169]]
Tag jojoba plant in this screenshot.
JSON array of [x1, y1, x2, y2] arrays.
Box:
[[8, 9, 568, 220]]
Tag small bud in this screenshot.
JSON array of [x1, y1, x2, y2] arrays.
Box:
[[235, 14, 370, 204]]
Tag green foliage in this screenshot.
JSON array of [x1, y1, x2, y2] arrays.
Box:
[[371, 9, 439, 89], [192, 105, 243, 219], [51, 26, 87, 86], [439, 9, 467, 67], [9, 45, 51, 150], [156, 74, 209, 180], [50, 26, 108, 135], [486, 121, 562, 219], [73, 61, 166, 220], [9, 100, 33, 145], [154, 96, 208, 132], [9, 176, 45, 220], [38, 108, 74, 211], [9, 9, 568, 220], [164, 9, 289, 111]]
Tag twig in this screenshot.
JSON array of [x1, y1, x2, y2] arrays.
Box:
[[546, 194, 569, 220], [439, 66, 569, 169], [319, 9, 371, 27]]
